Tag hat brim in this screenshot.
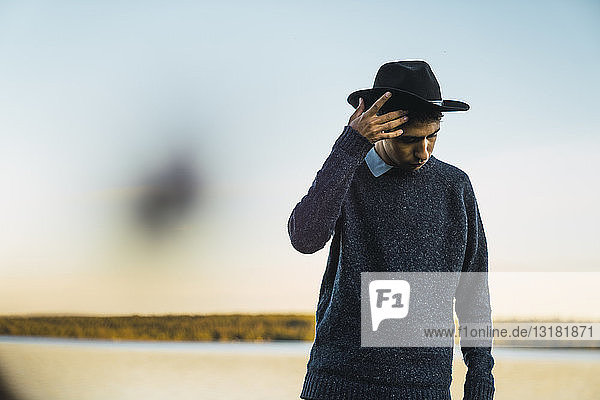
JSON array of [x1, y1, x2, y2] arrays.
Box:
[[347, 87, 469, 113]]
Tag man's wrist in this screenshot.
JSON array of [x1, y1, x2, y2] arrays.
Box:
[[333, 125, 373, 159]]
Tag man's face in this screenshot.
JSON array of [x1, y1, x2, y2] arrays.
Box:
[[377, 120, 440, 171]]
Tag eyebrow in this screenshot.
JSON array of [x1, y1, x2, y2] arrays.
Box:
[[398, 127, 440, 139]]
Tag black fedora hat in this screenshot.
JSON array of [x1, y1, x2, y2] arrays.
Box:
[[347, 60, 469, 114]]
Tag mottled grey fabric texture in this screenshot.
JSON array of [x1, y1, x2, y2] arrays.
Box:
[[288, 125, 495, 399]]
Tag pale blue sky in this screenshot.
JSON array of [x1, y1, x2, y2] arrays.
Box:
[[0, 0, 598, 315]]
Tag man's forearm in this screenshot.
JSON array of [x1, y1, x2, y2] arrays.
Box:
[[288, 125, 372, 254], [456, 176, 495, 399], [462, 346, 495, 400]]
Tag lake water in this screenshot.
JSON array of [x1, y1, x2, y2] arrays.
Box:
[[0, 336, 599, 400]]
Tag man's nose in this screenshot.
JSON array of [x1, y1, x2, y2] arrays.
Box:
[[414, 138, 430, 161]]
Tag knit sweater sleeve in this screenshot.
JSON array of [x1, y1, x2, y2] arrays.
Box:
[[287, 125, 373, 254], [455, 176, 496, 400]]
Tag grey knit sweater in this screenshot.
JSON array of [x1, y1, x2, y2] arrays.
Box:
[[288, 126, 495, 400]]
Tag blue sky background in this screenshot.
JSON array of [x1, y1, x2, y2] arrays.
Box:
[[0, 0, 599, 316]]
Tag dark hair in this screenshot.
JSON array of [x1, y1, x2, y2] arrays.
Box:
[[376, 107, 442, 125], [406, 109, 443, 124]]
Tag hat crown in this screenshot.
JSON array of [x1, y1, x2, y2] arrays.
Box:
[[346, 60, 469, 112], [373, 61, 442, 101]]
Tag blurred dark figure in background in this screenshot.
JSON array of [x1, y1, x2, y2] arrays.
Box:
[[134, 147, 200, 240], [0, 372, 20, 400]]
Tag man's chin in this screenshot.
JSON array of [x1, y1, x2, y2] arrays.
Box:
[[403, 162, 426, 170]]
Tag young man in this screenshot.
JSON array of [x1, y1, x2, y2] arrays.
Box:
[[288, 61, 495, 399]]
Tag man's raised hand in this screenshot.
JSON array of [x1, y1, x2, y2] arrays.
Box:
[[348, 92, 409, 144]]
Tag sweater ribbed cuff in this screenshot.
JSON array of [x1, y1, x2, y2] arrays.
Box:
[[332, 125, 373, 159], [463, 378, 495, 400]]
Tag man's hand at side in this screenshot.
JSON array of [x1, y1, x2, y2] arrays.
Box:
[[348, 92, 409, 144]]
